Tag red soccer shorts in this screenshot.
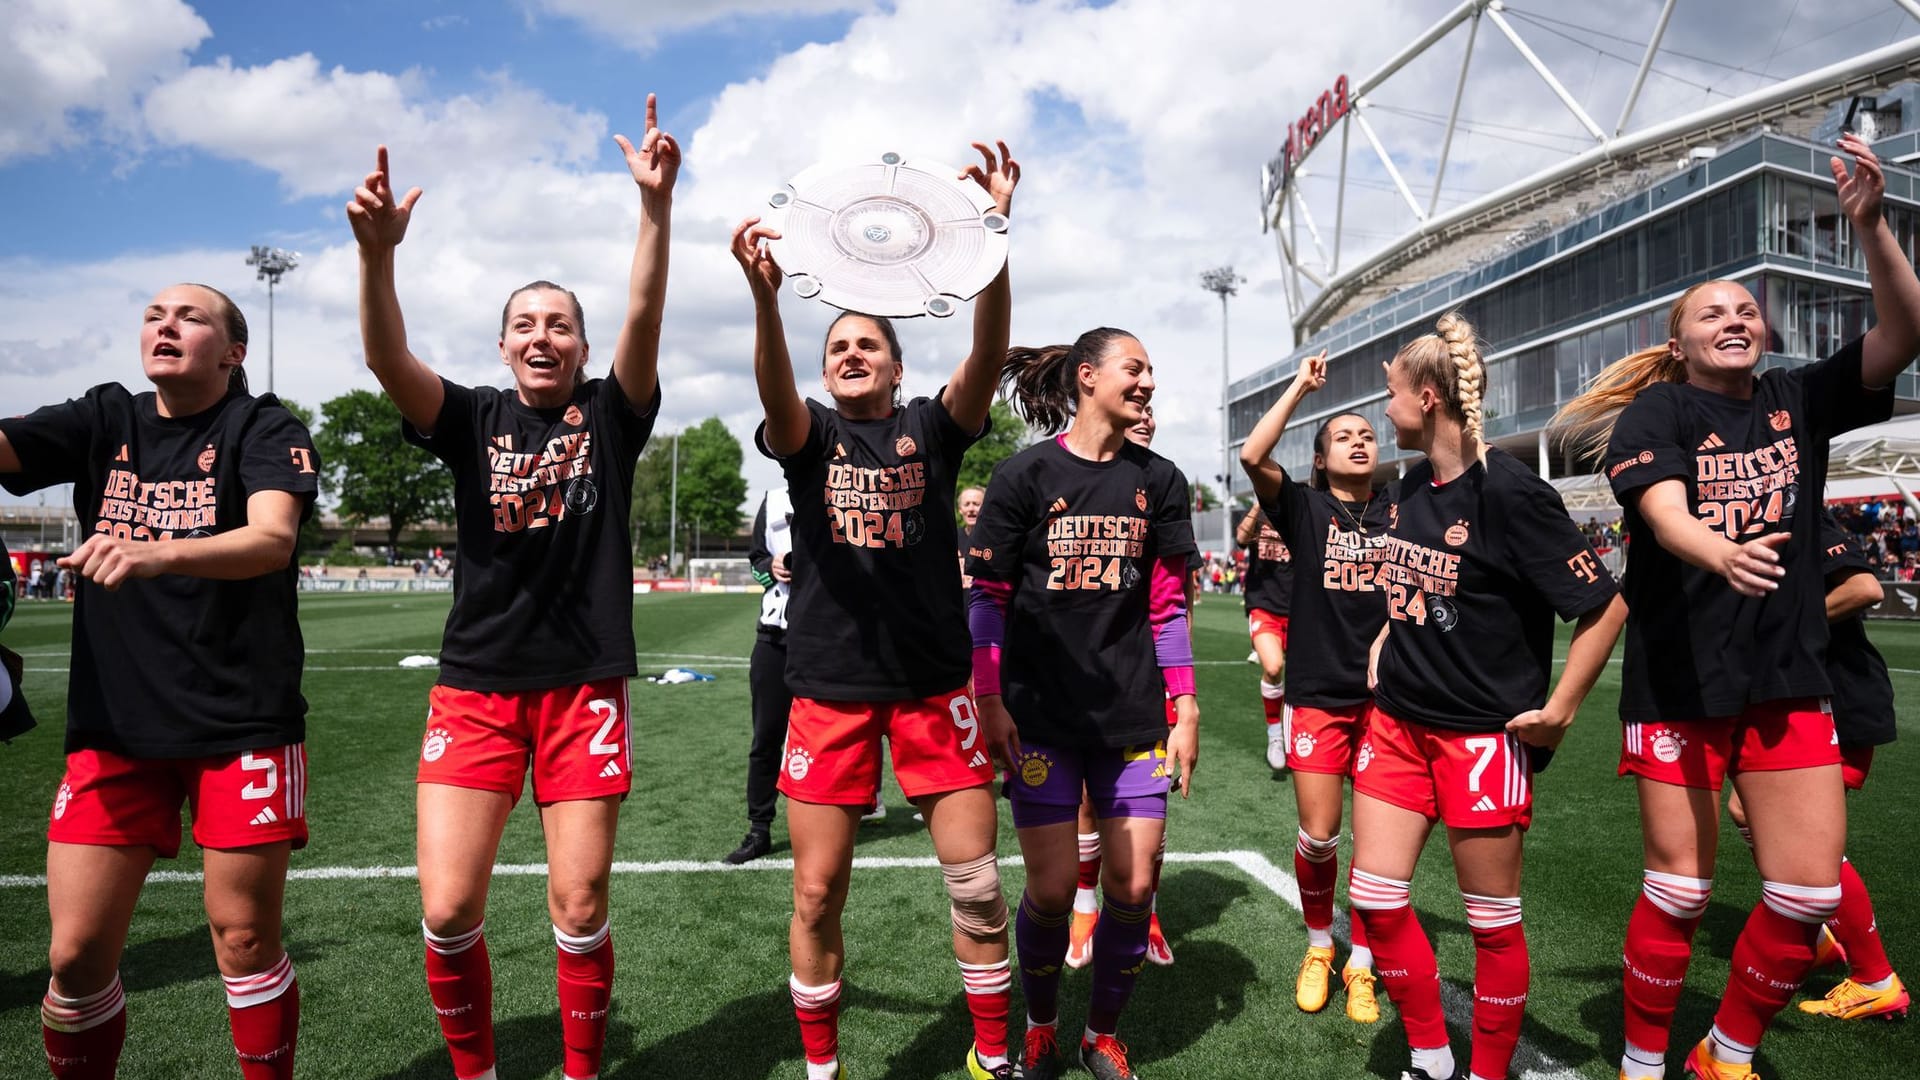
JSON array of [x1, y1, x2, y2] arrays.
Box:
[[49, 745, 309, 858], [1353, 704, 1532, 829], [780, 689, 996, 805], [1842, 745, 1873, 791], [1284, 702, 1370, 775], [1617, 698, 1838, 791], [418, 678, 632, 805], [1248, 609, 1290, 647]]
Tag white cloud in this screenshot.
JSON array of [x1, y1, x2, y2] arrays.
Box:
[[141, 56, 605, 199], [0, 0, 209, 162], [529, 0, 872, 51]]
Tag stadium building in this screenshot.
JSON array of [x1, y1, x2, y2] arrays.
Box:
[[1233, 3, 1920, 518]]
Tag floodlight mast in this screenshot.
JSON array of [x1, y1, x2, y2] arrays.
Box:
[[245, 246, 300, 394], [1201, 266, 1245, 557]]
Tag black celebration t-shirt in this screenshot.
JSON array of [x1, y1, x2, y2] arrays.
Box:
[[1374, 449, 1618, 733], [1819, 512, 1896, 748], [1604, 338, 1891, 722], [1, 384, 319, 757], [967, 438, 1196, 748], [1259, 474, 1393, 707], [1240, 515, 1293, 617], [759, 392, 984, 700], [405, 375, 657, 692]]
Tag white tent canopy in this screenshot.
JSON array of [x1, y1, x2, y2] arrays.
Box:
[[1548, 412, 1920, 517]]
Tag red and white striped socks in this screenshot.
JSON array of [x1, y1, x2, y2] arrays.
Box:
[[1709, 880, 1842, 1058], [959, 959, 1012, 1069], [1350, 868, 1449, 1066], [790, 973, 843, 1080], [1621, 871, 1711, 1079], [42, 974, 126, 1079], [555, 921, 614, 1080], [424, 920, 495, 1080], [1463, 894, 1527, 1080], [223, 952, 299, 1080]]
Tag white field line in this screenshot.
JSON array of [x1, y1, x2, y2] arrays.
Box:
[[0, 848, 1576, 1079]]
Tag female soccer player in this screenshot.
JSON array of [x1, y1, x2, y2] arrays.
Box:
[[1355, 312, 1625, 1080], [350, 96, 677, 1080], [1237, 349, 1391, 1024], [731, 141, 1020, 1080], [1556, 133, 1918, 1080], [969, 327, 1198, 1080], [3, 284, 318, 1080], [1066, 405, 1181, 972], [1234, 500, 1291, 771], [1724, 511, 1907, 1022]]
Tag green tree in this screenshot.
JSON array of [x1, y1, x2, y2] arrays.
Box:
[[955, 399, 1030, 509], [630, 418, 748, 562], [313, 390, 453, 557], [277, 398, 327, 559]]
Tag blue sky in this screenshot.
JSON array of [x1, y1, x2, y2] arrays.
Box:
[[4, 0, 1909, 523]]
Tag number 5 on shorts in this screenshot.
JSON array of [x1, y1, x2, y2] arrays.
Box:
[[240, 752, 278, 800], [588, 698, 622, 757], [948, 695, 980, 751]]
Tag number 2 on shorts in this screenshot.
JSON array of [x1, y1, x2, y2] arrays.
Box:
[[240, 752, 279, 800], [588, 698, 621, 757]]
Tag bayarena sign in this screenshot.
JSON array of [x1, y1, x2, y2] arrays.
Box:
[[1263, 74, 1350, 208]]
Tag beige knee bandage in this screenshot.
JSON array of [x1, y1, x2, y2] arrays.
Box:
[[940, 852, 1009, 938]]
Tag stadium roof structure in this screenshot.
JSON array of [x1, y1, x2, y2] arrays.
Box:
[[1263, 0, 1920, 343]]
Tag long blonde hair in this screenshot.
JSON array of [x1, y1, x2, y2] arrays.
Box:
[[1394, 310, 1485, 442], [1553, 280, 1727, 462]]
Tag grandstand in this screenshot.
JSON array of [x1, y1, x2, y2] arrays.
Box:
[[1233, 0, 1920, 510]]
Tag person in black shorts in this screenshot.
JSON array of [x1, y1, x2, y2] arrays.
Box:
[[1356, 311, 1624, 1080], [0, 538, 32, 742], [349, 97, 676, 1080], [728, 488, 795, 865], [3, 284, 319, 1080], [732, 140, 1021, 1080], [1239, 349, 1392, 1024], [1555, 133, 1919, 1080], [970, 327, 1198, 1080], [1724, 510, 1907, 1021]]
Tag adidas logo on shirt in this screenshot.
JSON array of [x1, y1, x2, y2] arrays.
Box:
[[1696, 432, 1725, 451], [599, 760, 623, 779], [1471, 796, 1497, 813], [966, 751, 988, 769], [1048, 498, 1069, 514], [251, 807, 279, 826]]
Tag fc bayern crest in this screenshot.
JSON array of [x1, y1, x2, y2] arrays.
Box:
[[197, 445, 217, 473]]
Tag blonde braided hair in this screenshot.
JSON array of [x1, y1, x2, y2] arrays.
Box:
[[1393, 310, 1485, 442]]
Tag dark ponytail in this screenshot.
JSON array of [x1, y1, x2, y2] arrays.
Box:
[[1000, 326, 1135, 435]]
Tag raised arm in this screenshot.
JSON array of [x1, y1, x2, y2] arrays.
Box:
[[731, 219, 810, 456], [1233, 504, 1264, 547], [1237, 351, 1328, 503], [348, 147, 444, 432], [1836, 134, 1920, 387], [608, 93, 679, 411], [1634, 478, 1790, 596], [941, 142, 1021, 433]]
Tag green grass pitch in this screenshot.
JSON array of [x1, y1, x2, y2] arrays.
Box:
[[0, 591, 1914, 1078]]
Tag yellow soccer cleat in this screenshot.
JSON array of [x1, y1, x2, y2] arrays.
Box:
[[1065, 909, 1098, 970], [1296, 944, 1335, 1012], [1797, 973, 1910, 1020], [1682, 1037, 1760, 1080], [965, 1043, 1015, 1080], [1343, 964, 1380, 1023]]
